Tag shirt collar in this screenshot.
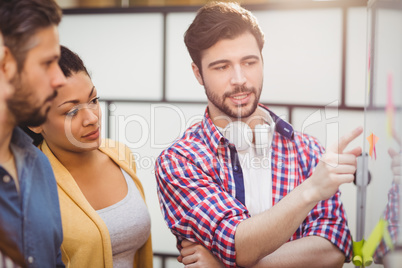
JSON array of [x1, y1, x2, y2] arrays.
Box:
[[201, 107, 228, 154], [258, 104, 294, 140], [11, 127, 34, 149], [8, 127, 37, 181]]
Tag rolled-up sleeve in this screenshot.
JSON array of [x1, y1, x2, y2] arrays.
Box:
[[296, 134, 353, 261], [155, 150, 248, 267]]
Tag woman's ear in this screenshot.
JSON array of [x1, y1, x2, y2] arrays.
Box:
[[28, 126, 43, 134], [191, 62, 204, 86]]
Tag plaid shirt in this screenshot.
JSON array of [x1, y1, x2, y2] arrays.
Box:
[[155, 105, 352, 267], [374, 182, 400, 261]]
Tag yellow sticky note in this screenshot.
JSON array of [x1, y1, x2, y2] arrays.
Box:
[[362, 219, 389, 266]]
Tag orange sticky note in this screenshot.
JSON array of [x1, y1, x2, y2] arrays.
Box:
[[367, 133, 379, 159]]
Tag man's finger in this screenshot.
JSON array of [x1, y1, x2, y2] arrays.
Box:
[[337, 154, 358, 165], [328, 126, 363, 153], [388, 147, 399, 158], [392, 128, 401, 147], [182, 239, 197, 248], [334, 173, 355, 184], [344, 146, 363, 157]]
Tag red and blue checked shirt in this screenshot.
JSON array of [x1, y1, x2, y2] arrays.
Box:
[[374, 182, 400, 262], [155, 105, 353, 267]]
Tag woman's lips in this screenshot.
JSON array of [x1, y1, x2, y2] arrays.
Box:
[[82, 128, 100, 140]]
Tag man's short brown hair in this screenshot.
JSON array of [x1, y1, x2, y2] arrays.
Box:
[[184, 1, 264, 73], [0, 0, 62, 71]]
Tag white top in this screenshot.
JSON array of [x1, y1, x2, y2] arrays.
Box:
[[97, 169, 151, 268], [237, 144, 272, 216], [218, 107, 274, 216]]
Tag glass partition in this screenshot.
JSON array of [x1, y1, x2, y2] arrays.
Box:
[[357, 0, 402, 267]]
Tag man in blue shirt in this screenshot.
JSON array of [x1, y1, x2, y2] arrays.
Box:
[[0, 0, 66, 267], [0, 30, 25, 268]]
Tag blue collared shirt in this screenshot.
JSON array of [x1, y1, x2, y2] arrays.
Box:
[[0, 127, 64, 268]]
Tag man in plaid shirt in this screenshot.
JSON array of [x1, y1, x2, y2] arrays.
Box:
[[155, 2, 363, 267]]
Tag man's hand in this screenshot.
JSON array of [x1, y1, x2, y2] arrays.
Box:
[[307, 126, 363, 203], [178, 239, 225, 268]]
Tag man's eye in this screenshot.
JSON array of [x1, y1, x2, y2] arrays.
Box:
[[244, 61, 256, 66], [215, 65, 228, 70]]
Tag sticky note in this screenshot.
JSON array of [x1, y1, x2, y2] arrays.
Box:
[[386, 73, 394, 138], [352, 239, 365, 266], [367, 133, 379, 159], [362, 219, 393, 266]]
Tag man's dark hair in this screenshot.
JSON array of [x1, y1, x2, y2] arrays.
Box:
[[0, 0, 62, 71], [184, 1, 264, 74]]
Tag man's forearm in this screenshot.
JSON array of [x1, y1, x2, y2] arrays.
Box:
[[235, 127, 362, 267], [235, 180, 319, 267], [251, 236, 345, 268]]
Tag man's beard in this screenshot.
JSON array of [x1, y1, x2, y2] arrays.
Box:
[[205, 84, 261, 119], [7, 74, 57, 127]]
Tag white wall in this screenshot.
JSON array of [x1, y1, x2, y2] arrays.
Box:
[[57, 5, 401, 268], [59, 13, 164, 100]]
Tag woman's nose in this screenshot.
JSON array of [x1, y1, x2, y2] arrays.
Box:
[[82, 107, 99, 126]]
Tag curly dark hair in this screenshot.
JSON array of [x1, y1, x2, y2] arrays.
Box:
[[59, 45, 91, 78]]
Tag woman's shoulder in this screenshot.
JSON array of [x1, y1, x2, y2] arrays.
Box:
[[99, 139, 134, 167], [100, 139, 131, 154]]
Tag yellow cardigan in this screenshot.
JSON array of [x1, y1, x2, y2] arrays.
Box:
[[39, 139, 153, 268]]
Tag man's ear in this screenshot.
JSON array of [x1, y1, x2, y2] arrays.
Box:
[[191, 62, 204, 86], [0, 47, 4, 63], [28, 126, 43, 134], [1, 47, 17, 82], [0, 33, 4, 61]]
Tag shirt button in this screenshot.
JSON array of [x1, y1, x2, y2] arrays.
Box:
[[3, 175, 11, 183], [234, 166, 238, 172], [278, 162, 283, 168], [27, 256, 34, 264]]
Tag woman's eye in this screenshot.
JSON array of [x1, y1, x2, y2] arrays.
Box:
[[88, 97, 100, 109], [91, 97, 99, 104], [66, 108, 78, 117]]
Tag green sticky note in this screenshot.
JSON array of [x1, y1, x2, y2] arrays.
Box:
[[362, 219, 389, 266], [353, 239, 365, 266], [353, 254, 363, 267]]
